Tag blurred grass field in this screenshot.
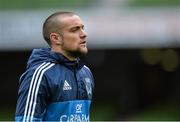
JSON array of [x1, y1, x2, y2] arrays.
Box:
[[130, 0, 180, 7], [0, 0, 94, 10], [0, 107, 15, 121], [0, 0, 179, 10]]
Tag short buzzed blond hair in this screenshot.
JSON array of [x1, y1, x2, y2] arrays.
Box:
[[42, 11, 75, 45]]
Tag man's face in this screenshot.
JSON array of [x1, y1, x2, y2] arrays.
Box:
[[59, 15, 88, 58]]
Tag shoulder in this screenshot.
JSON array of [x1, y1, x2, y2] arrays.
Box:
[[83, 65, 91, 71], [32, 62, 56, 75], [18, 62, 56, 91], [21, 62, 56, 80], [81, 65, 93, 75], [80, 65, 94, 81]]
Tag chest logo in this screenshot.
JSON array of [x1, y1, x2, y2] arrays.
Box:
[[76, 104, 82, 113], [84, 78, 92, 96], [63, 80, 72, 91]]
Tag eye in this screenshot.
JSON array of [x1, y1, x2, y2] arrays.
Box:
[[71, 27, 79, 32]]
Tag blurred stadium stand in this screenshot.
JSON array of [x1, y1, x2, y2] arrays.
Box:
[[0, 8, 180, 49], [0, 0, 180, 121]]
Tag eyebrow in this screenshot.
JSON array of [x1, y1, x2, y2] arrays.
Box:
[[70, 24, 84, 29]]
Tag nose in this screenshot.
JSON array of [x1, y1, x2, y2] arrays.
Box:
[[81, 29, 87, 38]]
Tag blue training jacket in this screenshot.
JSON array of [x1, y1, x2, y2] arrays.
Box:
[[15, 48, 94, 121]]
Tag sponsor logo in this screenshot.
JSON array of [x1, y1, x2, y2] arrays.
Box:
[[59, 103, 89, 122], [76, 104, 82, 113], [63, 80, 72, 91], [59, 114, 89, 122]]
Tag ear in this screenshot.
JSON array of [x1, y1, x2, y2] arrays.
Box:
[[49, 33, 62, 45]]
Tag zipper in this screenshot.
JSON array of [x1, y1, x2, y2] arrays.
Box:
[[73, 64, 79, 99]]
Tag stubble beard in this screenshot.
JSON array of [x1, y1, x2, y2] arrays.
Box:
[[70, 46, 88, 58], [61, 37, 88, 59]]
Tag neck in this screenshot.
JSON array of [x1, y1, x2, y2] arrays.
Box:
[[51, 47, 77, 61], [62, 52, 77, 61]]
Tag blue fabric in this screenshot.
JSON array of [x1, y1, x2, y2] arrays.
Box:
[[15, 48, 94, 121], [44, 100, 91, 121]]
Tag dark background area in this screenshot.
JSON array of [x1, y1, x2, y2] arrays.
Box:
[[1, 48, 180, 120]]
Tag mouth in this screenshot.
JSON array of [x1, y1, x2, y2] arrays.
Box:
[[80, 41, 86, 45]]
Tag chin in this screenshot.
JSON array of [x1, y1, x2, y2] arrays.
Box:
[[81, 47, 88, 54], [70, 48, 88, 58], [78, 47, 88, 56], [79, 50, 88, 56]]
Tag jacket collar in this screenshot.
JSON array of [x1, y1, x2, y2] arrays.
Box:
[[27, 48, 84, 70], [50, 50, 84, 70]]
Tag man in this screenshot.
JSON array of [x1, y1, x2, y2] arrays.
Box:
[[15, 11, 94, 121]]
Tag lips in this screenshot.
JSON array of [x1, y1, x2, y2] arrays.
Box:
[[80, 41, 86, 44]]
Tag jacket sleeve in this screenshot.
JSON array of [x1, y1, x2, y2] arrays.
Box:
[[15, 66, 51, 121]]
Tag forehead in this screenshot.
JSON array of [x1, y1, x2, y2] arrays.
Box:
[[58, 15, 84, 28]]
